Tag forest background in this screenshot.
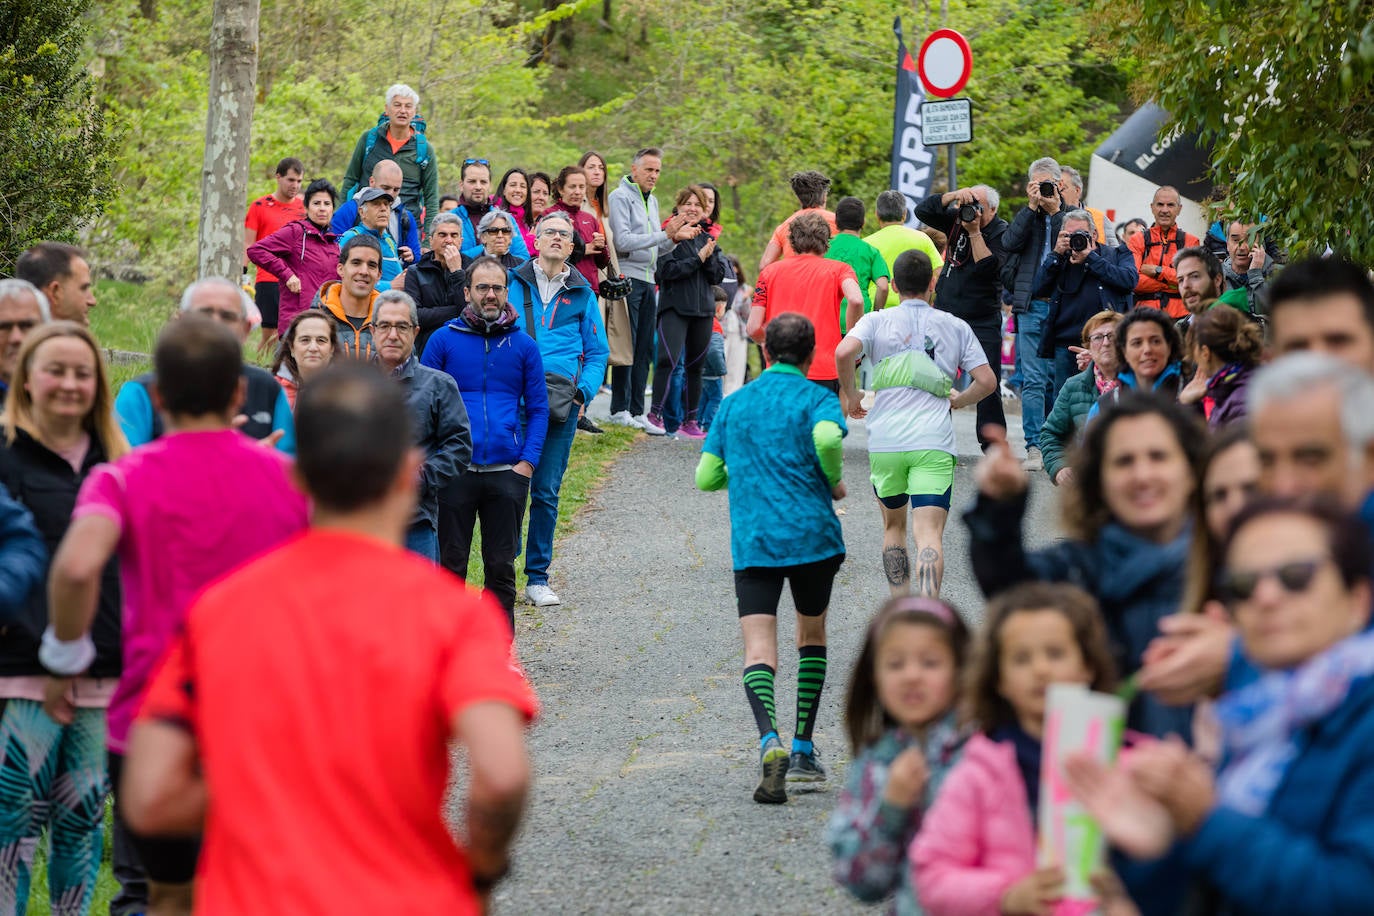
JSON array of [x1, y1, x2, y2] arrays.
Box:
[[4, 0, 1373, 289]]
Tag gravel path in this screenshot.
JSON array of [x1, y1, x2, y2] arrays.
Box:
[[492, 400, 1056, 915]]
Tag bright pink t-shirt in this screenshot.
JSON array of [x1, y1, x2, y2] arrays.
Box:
[[73, 429, 308, 751]]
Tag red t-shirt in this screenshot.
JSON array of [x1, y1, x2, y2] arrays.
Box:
[[244, 194, 305, 282], [139, 529, 538, 915], [752, 254, 856, 380]]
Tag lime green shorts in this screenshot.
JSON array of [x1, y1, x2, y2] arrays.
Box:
[[869, 449, 955, 509]]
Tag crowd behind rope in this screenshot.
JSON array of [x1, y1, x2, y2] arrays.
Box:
[[0, 77, 1371, 915]]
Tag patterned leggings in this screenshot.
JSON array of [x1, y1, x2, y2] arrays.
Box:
[[0, 700, 108, 916]]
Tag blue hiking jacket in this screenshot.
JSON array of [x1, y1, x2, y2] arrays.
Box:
[[421, 314, 548, 468], [507, 261, 608, 408], [0, 482, 46, 623]]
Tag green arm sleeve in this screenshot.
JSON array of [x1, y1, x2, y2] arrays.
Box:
[[813, 420, 844, 486], [695, 451, 729, 491]]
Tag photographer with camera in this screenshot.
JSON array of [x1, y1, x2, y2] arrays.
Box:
[[1001, 158, 1067, 470], [914, 185, 1009, 451], [1034, 210, 1138, 399]]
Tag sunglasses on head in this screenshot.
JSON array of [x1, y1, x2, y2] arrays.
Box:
[[1217, 557, 1330, 602], [464, 158, 490, 167]]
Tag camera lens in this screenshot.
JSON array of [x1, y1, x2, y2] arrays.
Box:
[[1069, 232, 1089, 252], [1039, 181, 1056, 198], [958, 203, 979, 223]]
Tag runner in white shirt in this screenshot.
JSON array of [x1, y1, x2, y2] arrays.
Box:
[[836, 249, 997, 597]]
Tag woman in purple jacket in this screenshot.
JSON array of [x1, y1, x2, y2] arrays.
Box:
[[1179, 305, 1262, 429], [248, 178, 340, 335]]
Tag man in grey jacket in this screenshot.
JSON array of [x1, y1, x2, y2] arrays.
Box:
[[373, 290, 472, 562], [607, 147, 697, 428]]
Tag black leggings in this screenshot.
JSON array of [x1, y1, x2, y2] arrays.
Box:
[[650, 310, 713, 419]]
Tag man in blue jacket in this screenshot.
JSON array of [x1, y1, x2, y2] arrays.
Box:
[[1034, 209, 1138, 400], [422, 256, 548, 624], [508, 212, 609, 608], [330, 160, 421, 266]]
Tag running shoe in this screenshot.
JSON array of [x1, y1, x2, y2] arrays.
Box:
[[640, 412, 667, 436], [525, 584, 561, 607], [608, 410, 636, 427], [676, 421, 706, 440], [754, 736, 790, 804], [786, 749, 827, 785]]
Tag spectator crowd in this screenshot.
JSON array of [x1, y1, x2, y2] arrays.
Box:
[[0, 78, 1371, 916]]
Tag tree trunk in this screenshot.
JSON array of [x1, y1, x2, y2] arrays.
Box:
[[198, 0, 260, 281]]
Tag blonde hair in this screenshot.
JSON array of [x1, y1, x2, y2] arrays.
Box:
[[4, 321, 129, 460]]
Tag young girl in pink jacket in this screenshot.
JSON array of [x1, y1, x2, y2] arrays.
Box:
[[911, 582, 1134, 916], [827, 597, 972, 915]]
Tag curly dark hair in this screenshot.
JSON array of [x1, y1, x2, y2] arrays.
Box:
[[964, 582, 1117, 734], [789, 170, 831, 208], [787, 211, 833, 256], [844, 596, 971, 753]]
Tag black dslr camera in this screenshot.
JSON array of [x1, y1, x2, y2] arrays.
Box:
[[599, 274, 634, 300], [1038, 180, 1057, 198], [1068, 230, 1092, 252], [958, 201, 982, 223]]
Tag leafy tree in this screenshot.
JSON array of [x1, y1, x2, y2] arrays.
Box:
[[1100, 0, 1374, 261], [0, 0, 121, 275]]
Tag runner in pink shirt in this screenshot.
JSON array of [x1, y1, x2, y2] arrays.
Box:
[[42, 315, 308, 915]]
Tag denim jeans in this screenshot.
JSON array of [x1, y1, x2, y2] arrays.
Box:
[[1052, 347, 1081, 405], [1016, 300, 1053, 450], [525, 411, 577, 586], [404, 523, 438, 562], [609, 278, 658, 416], [698, 377, 724, 429], [663, 356, 686, 432]]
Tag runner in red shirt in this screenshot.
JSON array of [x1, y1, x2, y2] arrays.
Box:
[[244, 157, 305, 350], [748, 211, 863, 392], [121, 364, 536, 915]]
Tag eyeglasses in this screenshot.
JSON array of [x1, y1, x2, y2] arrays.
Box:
[[1088, 332, 1116, 345], [472, 283, 507, 294], [0, 320, 37, 335], [482, 227, 513, 235], [539, 228, 573, 239], [464, 158, 490, 167], [1218, 557, 1330, 602], [373, 321, 415, 335]]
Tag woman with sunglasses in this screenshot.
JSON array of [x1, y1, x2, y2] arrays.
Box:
[[0, 322, 128, 914], [1068, 497, 1374, 916], [968, 391, 1206, 742], [465, 209, 525, 270]]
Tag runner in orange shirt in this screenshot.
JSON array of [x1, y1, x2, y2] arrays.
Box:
[[244, 157, 305, 351], [122, 364, 535, 915]]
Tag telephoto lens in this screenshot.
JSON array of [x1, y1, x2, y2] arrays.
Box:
[[1069, 230, 1091, 252], [1039, 180, 1057, 198], [958, 202, 980, 223]]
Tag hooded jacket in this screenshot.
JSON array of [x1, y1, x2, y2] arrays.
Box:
[[402, 250, 465, 355], [0, 429, 120, 677], [311, 280, 380, 360], [608, 175, 675, 283], [388, 355, 471, 531], [913, 194, 1009, 326], [1204, 363, 1254, 429], [247, 217, 339, 329], [330, 192, 422, 258], [507, 260, 609, 409], [420, 305, 548, 468]]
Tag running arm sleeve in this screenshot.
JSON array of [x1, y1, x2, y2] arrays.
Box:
[[695, 452, 728, 491], [813, 420, 843, 486]]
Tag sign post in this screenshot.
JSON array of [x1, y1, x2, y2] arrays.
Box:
[[916, 28, 973, 192]]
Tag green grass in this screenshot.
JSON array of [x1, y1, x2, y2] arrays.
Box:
[[90, 278, 175, 357]]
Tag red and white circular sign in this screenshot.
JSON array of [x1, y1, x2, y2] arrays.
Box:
[[917, 29, 973, 98]]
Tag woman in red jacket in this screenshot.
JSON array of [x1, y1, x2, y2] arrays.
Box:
[[248, 179, 339, 335], [546, 165, 610, 288]]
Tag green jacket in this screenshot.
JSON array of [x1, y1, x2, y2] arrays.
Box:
[[1039, 366, 1099, 483], [341, 115, 439, 234]]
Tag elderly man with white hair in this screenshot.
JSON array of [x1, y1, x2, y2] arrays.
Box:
[[113, 277, 295, 452], [0, 279, 49, 394], [340, 82, 439, 233]]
